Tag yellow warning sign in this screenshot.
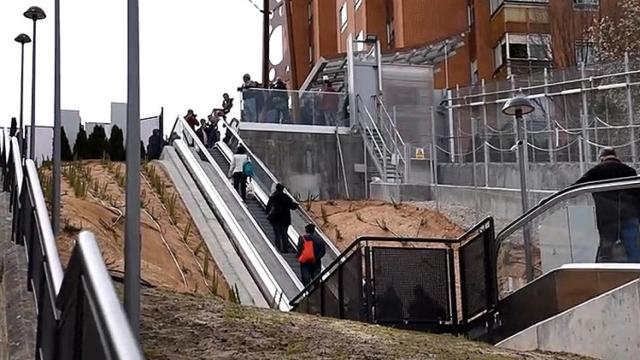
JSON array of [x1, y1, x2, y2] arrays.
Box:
[[415, 147, 425, 159]]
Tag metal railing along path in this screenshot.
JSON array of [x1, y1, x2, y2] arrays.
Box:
[[2, 134, 143, 359]]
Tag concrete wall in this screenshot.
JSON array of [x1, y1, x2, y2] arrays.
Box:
[[498, 279, 640, 360], [433, 184, 555, 225], [240, 127, 366, 199], [437, 162, 586, 190]]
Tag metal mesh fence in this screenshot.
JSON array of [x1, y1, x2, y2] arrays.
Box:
[[460, 233, 489, 320], [341, 249, 363, 321], [371, 247, 451, 324], [440, 57, 640, 167]]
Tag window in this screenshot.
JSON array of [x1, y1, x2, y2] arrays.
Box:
[[490, 0, 549, 14], [470, 60, 479, 84], [356, 30, 365, 51], [355, 0, 363, 11], [573, 0, 599, 10], [467, 3, 475, 27], [386, 17, 395, 48], [339, 4, 348, 32], [575, 41, 596, 65], [494, 39, 506, 69]]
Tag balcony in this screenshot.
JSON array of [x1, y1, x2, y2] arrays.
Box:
[[490, 1, 550, 46]]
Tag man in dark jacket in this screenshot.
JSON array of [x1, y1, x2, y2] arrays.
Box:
[[575, 147, 640, 262], [266, 183, 299, 253], [297, 223, 326, 286]]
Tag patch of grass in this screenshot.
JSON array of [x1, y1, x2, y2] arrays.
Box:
[[62, 218, 82, 235], [181, 222, 192, 244]]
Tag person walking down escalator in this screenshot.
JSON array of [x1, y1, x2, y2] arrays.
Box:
[[575, 147, 640, 262], [228, 145, 249, 201], [267, 183, 299, 253], [297, 223, 326, 286]]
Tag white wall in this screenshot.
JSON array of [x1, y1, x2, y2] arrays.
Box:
[[61, 110, 81, 148], [498, 279, 640, 360], [25, 126, 53, 165]]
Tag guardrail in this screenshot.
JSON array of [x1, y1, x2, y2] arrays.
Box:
[[291, 217, 497, 335], [2, 133, 143, 359]]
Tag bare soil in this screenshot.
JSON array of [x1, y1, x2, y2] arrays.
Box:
[[140, 286, 591, 360], [304, 200, 464, 250], [53, 160, 230, 298]]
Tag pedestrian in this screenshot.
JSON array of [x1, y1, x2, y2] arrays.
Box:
[[237, 74, 260, 122], [575, 147, 640, 262], [270, 78, 290, 123], [297, 223, 326, 286], [222, 93, 234, 116], [266, 183, 299, 253], [228, 144, 249, 201], [195, 119, 208, 145], [206, 112, 220, 147], [146, 129, 162, 160], [320, 80, 339, 126], [184, 109, 199, 130]]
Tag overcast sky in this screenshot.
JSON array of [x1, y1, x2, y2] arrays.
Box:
[[0, 0, 265, 131]]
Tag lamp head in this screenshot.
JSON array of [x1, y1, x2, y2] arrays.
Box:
[[501, 93, 535, 117], [24, 6, 46, 21], [14, 33, 31, 44]]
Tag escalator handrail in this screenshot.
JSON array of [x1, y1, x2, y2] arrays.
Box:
[[174, 124, 299, 306], [289, 217, 493, 306], [495, 175, 640, 251], [221, 117, 341, 257]]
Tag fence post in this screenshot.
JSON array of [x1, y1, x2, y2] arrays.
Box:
[[471, 115, 479, 220], [364, 246, 373, 323], [431, 108, 440, 211], [544, 68, 554, 163], [580, 63, 592, 162], [578, 135, 585, 175], [456, 84, 463, 164], [481, 79, 490, 187], [625, 52, 637, 163], [447, 89, 455, 162]]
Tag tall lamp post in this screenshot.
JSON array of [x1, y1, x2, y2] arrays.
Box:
[[52, 0, 61, 237], [502, 93, 535, 282], [125, 0, 141, 338], [14, 33, 31, 155], [24, 6, 46, 160]]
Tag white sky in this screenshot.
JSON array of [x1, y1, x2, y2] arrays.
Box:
[[0, 0, 264, 132]]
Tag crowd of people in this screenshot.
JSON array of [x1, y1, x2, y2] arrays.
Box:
[[179, 91, 326, 284], [238, 73, 345, 126]]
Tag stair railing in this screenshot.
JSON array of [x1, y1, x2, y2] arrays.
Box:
[[356, 95, 391, 181], [375, 97, 408, 181]]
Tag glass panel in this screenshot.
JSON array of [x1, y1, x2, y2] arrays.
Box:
[[239, 88, 347, 127], [496, 187, 640, 298]]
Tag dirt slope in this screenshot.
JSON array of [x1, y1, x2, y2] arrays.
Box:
[[305, 200, 464, 250], [140, 286, 591, 360], [48, 160, 230, 298]]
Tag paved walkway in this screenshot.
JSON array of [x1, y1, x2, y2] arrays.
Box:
[[0, 192, 37, 360]]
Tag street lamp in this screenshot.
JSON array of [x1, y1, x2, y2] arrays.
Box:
[[24, 6, 46, 160], [14, 33, 31, 154], [502, 92, 535, 282], [52, 0, 61, 237]]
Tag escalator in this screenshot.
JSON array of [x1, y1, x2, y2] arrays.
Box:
[[169, 117, 339, 310]]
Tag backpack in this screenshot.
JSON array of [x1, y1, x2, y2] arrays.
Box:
[[242, 159, 254, 177], [298, 236, 316, 264]]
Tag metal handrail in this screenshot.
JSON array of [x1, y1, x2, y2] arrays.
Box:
[[10, 138, 24, 194], [25, 160, 64, 293], [74, 232, 144, 359], [172, 119, 296, 309], [495, 175, 640, 249], [376, 97, 407, 158], [219, 117, 341, 257]]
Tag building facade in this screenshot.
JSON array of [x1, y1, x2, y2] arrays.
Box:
[[275, 0, 620, 90]]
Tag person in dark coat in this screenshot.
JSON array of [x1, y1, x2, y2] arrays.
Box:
[[266, 183, 299, 253], [296, 223, 326, 286], [147, 129, 162, 160], [575, 147, 640, 262]]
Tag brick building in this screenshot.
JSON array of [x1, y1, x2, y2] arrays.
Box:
[[273, 0, 619, 90]]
